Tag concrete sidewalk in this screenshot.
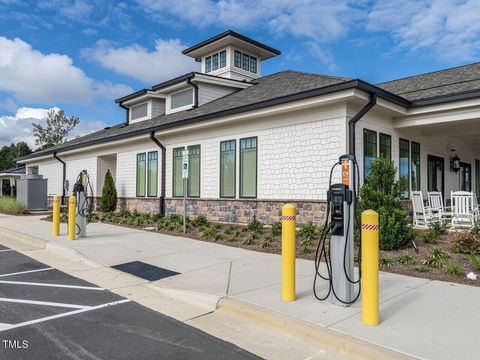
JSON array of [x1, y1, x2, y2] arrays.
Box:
[[0, 214, 478, 360]]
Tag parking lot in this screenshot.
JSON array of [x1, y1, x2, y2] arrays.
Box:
[[0, 244, 260, 360]]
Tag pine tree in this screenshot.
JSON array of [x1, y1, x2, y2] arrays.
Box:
[[100, 169, 117, 213]]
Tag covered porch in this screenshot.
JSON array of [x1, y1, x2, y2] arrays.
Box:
[[0, 166, 25, 196]]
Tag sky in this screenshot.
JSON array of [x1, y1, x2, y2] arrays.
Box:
[[1, 0, 480, 148]]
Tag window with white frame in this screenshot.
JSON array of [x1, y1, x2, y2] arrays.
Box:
[[233, 49, 258, 74], [205, 50, 227, 73], [131, 103, 148, 120], [171, 88, 193, 110]]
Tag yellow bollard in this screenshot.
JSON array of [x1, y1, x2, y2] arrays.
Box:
[[281, 204, 296, 302], [361, 210, 379, 326], [52, 195, 60, 236], [67, 196, 76, 241]]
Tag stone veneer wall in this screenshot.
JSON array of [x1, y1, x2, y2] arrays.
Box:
[[165, 198, 327, 225]]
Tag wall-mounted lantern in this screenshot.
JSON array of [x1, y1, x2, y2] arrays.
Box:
[[450, 149, 461, 173]]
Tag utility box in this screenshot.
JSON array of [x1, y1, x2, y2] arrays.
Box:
[[16, 174, 48, 210]]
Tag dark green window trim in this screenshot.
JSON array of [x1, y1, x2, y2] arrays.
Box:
[[212, 53, 219, 71], [399, 139, 410, 199], [220, 140, 236, 198], [219, 50, 226, 68], [205, 56, 211, 73], [147, 151, 158, 197], [234, 50, 242, 68], [411, 142, 421, 192], [187, 145, 201, 198], [363, 128, 377, 181], [136, 153, 146, 197], [379, 133, 391, 160], [172, 147, 183, 197], [239, 137, 257, 198]]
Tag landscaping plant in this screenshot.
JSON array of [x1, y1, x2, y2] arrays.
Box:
[[99, 169, 117, 213], [260, 236, 272, 248], [271, 221, 282, 237], [397, 252, 417, 265], [444, 262, 463, 276], [358, 157, 416, 251], [0, 196, 25, 214], [379, 256, 395, 268], [247, 215, 263, 234], [191, 215, 209, 228], [243, 233, 257, 245], [199, 225, 216, 239], [423, 247, 449, 268], [423, 221, 447, 244], [451, 231, 479, 255], [468, 255, 480, 270]]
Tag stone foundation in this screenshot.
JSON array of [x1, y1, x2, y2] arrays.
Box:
[[165, 198, 327, 225]]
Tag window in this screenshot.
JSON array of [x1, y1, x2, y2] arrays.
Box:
[[136, 153, 146, 197], [205, 56, 211, 73], [460, 162, 472, 192], [250, 56, 257, 73], [428, 155, 444, 198], [476, 159, 480, 197], [171, 88, 193, 109], [399, 139, 410, 199], [219, 50, 227, 68], [234, 50, 242, 68], [172, 148, 183, 197], [363, 129, 377, 180], [379, 133, 391, 160], [147, 151, 158, 197], [242, 53, 250, 71], [240, 137, 257, 198], [212, 53, 219, 71], [220, 140, 236, 198], [411, 142, 421, 191], [131, 103, 148, 120], [187, 145, 201, 197]]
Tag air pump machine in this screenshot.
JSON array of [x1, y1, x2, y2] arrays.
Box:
[[73, 170, 92, 238], [314, 154, 360, 306]]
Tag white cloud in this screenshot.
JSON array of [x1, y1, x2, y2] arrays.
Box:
[[367, 0, 480, 61], [81, 39, 198, 84], [0, 107, 108, 148], [0, 36, 133, 104]]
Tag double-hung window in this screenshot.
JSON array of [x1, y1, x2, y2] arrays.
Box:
[[205, 56, 212, 73], [136, 153, 146, 197], [399, 139, 410, 199], [379, 133, 391, 160], [219, 50, 227, 68], [172, 148, 183, 197], [147, 151, 158, 197], [212, 53, 219, 71], [411, 142, 421, 191], [187, 145, 201, 197], [250, 56, 257, 73], [242, 53, 250, 71], [363, 129, 377, 180], [240, 137, 257, 198], [220, 140, 236, 198], [234, 50, 242, 68]]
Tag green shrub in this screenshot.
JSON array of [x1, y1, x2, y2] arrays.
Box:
[[444, 262, 463, 275], [247, 216, 263, 234], [468, 255, 480, 270], [471, 223, 480, 236], [423, 222, 447, 244], [299, 221, 317, 242], [214, 233, 223, 242], [423, 248, 449, 268], [190, 215, 208, 228], [260, 236, 272, 248], [223, 226, 234, 235], [228, 235, 239, 242], [415, 266, 429, 273], [99, 169, 117, 213], [379, 256, 394, 268], [199, 226, 216, 239], [451, 231, 478, 255], [397, 252, 417, 265], [0, 196, 25, 214], [271, 221, 282, 237], [243, 234, 257, 245], [358, 158, 415, 251]]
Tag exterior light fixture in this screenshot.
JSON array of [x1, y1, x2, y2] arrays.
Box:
[[450, 149, 461, 173]]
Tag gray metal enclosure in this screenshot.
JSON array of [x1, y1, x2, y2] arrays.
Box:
[[16, 175, 48, 210]]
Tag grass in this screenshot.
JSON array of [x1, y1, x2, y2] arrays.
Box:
[[444, 263, 463, 276], [468, 255, 480, 270], [379, 256, 395, 268], [423, 248, 449, 268], [0, 196, 25, 214], [397, 252, 417, 266]]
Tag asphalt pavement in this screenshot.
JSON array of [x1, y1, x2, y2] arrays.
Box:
[[0, 244, 261, 360]]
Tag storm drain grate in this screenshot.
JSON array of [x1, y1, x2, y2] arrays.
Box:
[[112, 261, 180, 281]]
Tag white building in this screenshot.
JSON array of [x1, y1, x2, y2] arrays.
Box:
[[18, 30, 480, 224]]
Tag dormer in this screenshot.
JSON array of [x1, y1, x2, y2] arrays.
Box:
[[182, 30, 280, 82], [116, 91, 166, 124]]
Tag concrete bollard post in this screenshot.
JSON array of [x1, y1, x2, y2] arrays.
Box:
[[361, 209, 379, 326], [52, 195, 60, 236], [281, 204, 296, 302], [68, 196, 76, 241]]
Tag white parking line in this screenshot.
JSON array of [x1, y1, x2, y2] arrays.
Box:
[[0, 299, 131, 332], [0, 280, 105, 290], [0, 297, 90, 309], [0, 323, 11, 331], [0, 268, 54, 278], [0, 249, 12, 253]]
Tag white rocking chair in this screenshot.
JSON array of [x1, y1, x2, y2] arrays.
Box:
[[412, 191, 439, 228], [427, 191, 451, 222], [450, 191, 476, 229], [472, 193, 479, 221]]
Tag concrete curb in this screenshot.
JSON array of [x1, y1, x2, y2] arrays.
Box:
[[0, 226, 48, 249], [218, 298, 418, 360]]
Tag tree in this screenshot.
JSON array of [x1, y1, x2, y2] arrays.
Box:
[[32, 109, 80, 150], [0, 142, 32, 170], [100, 169, 117, 213]]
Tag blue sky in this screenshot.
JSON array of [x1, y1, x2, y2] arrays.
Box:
[[1, 0, 479, 148]]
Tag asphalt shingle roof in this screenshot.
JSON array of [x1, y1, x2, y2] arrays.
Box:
[[376, 62, 480, 101]]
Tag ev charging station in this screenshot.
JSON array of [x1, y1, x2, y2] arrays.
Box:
[[73, 170, 92, 239]]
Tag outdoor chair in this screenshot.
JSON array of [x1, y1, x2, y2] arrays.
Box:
[[411, 191, 439, 228], [427, 191, 451, 222], [450, 191, 476, 229], [472, 192, 479, 221]]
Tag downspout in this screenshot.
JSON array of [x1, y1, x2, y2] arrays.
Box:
[[348, 93, 377, 156], [119, 103, 130, 125], [187, 75, 199, 109], [53, 152, 66, 205], [149, 131, 166, 217]]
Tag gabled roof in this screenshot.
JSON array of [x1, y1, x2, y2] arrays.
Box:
[[376, 62, 480, 102], [0, 166, 25, 175]]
